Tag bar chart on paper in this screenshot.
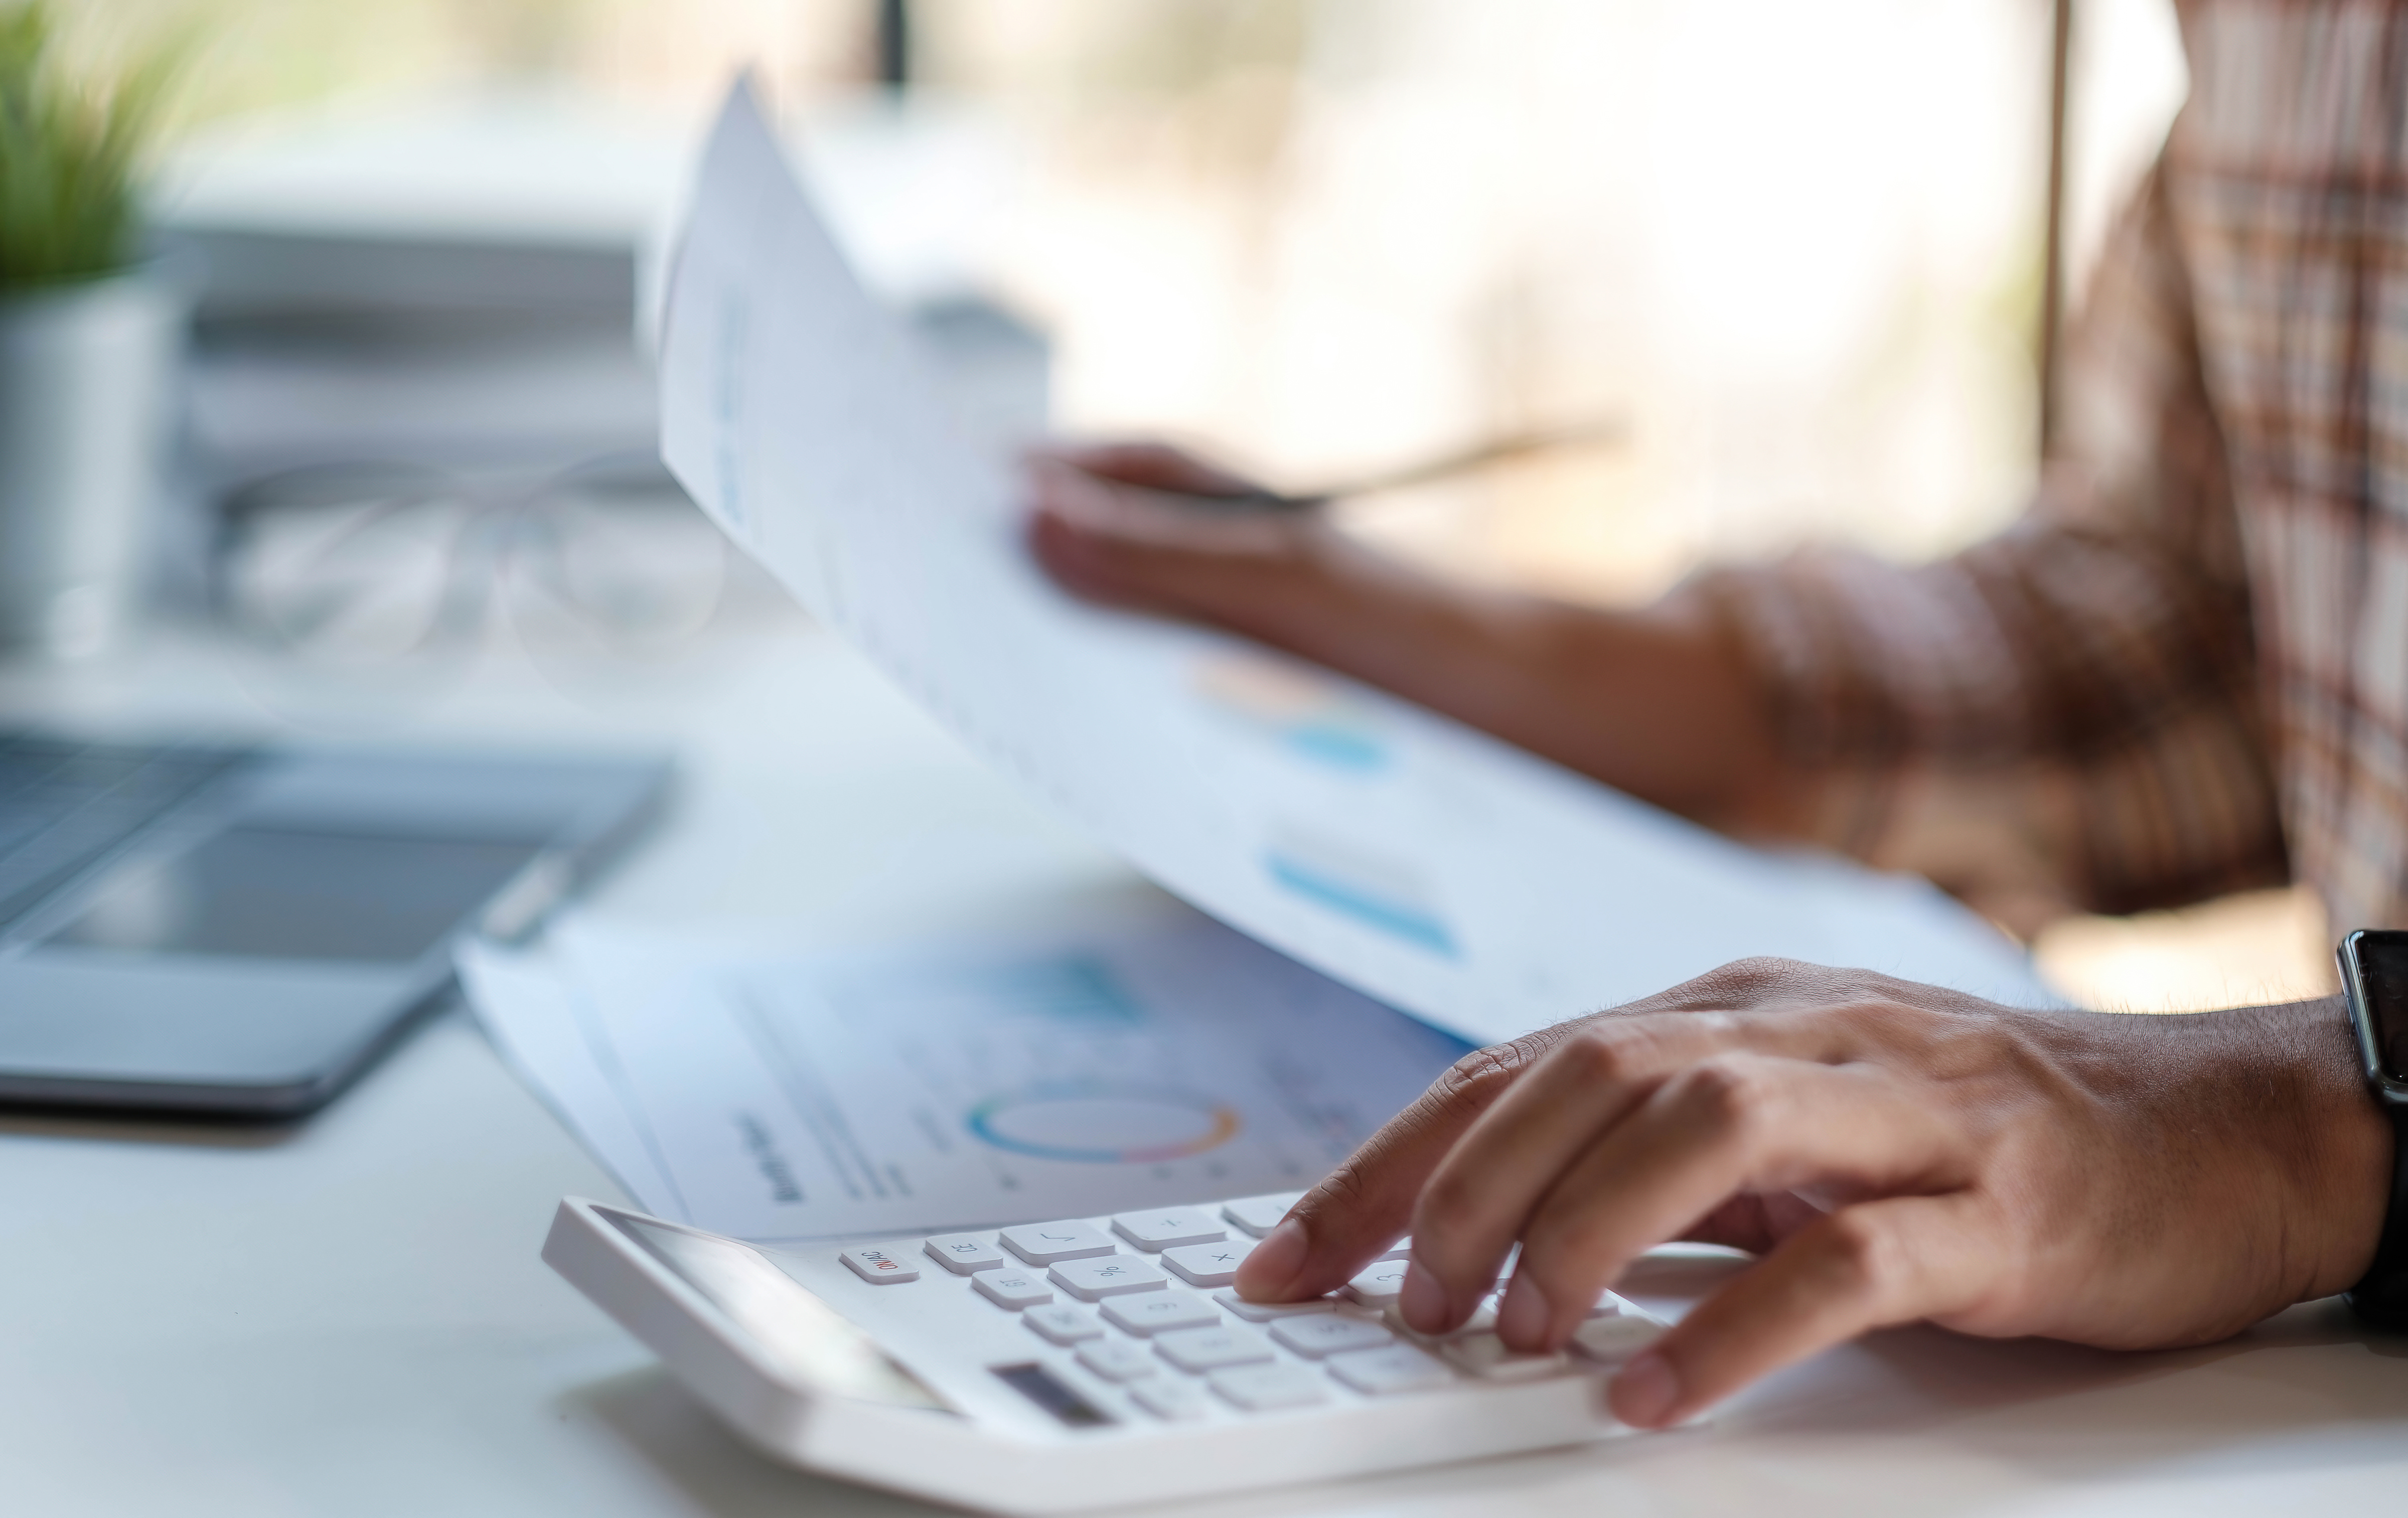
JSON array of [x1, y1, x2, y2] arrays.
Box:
[[463, 907, 1470, 1242]]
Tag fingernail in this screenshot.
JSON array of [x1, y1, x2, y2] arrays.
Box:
[[1609, 1349, 1680, 1428], [1495, 1273, 1552, 1347], [1399, 1262, 1450, 1333], [1234, 1219, 1307, 1299]]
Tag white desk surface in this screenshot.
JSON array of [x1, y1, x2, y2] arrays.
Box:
[[6, 616, 2405, 1517]]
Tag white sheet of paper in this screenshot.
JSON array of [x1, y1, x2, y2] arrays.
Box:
[[657, 81, 2051, 1046], [462, 908, 1470, 1241]]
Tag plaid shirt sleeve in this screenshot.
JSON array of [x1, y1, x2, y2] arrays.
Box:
[[1685, 165, 2286, 933]]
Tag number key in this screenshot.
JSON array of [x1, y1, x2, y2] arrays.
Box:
[[1269, 1314, 1394, 1359], [923, 1233, 1005, 1274], [1023, 1305, 1104, 1344], [1101, 1291, 1220, 1336], [974, 1270, 1057, 1309]]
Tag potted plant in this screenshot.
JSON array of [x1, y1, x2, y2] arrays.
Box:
[[0, 2, 186, 659]]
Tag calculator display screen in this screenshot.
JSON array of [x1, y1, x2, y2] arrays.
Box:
[[601, 1208, 948, 1411]]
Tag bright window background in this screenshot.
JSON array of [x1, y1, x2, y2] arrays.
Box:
[[96, 0, 2318, 1009], [98, 0, 2186, 595]]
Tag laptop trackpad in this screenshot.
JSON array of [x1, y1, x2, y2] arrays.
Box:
[[0, 953, 424, 1109], [45, 827, 542, 963], [0, 828, 544, 1111]]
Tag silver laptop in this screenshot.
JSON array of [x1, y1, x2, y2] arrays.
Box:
[[0, 731, 669, 1115]]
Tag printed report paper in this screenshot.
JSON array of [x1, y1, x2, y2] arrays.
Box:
[[656, 81, 2051, 1047], [462, 908, 1469, 1241]]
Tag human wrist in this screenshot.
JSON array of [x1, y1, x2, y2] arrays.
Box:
[[2236, 994, 2393, 1301]]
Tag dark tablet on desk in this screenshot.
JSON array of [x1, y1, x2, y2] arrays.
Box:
[[0, 733, 669, 1116]]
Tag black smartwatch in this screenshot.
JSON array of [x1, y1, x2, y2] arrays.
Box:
[[2338, 930, 2408, 1327]]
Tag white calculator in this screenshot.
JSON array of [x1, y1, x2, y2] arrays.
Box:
[[544, 1192, 1671, 1512]]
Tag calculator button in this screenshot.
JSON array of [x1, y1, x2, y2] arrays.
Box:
[[1571, 1313, 1666, 1364], [974, 1270, 1057, 1309], [1102, 1291, 1222, 1336], [923, 1233, 1006, 1274], [1208, 1362, 1329, 1411], [1076, 1339, 1159, 1382], [1341, 1260, 1410, 1307], [1049, 1254, 1169, 1301], [1132, 1377, 1211, 1421], [1161, 1239, 1255, 1287], [1372, 1236, 1413, 1264], [1141, 1330, 1271, 1378], [1327, 1343, 1454, 1396], [1590, 1289, 1634, 1317], [1440, 1333, 1568, 1381], [1154, 1324, 1276, 1373], [1110, 1208, 1227, 1252], [1269, 1314, 1394, 1359], [1023, 1305, 1104, 1344], [1000, 1222, 1117, 1265], [839, 1245, 921, 1284], [1220, 1193, 1302, 1238], [1212, 1288, 1340, 1322]]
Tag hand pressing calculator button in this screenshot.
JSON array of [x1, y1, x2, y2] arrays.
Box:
[[1572, 1314, 1665, 1363], [550, 1195, 1680, 1514], [1389, 1293, 1496, 1338]]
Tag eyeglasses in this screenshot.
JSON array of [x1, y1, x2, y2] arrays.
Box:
[[211, 453, 754, 672]]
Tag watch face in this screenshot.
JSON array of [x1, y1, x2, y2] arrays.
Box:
[[2350, 931, 2408, 1083]]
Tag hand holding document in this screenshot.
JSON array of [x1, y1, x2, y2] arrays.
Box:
[[654, 80, 2048, 1047]]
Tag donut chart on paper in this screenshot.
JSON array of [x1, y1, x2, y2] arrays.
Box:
[[966, 1085, 1243, 1164]]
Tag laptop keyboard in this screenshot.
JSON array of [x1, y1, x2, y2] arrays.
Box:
[[834, 1191, 1668, 1422], [0, 734, 252, 931]]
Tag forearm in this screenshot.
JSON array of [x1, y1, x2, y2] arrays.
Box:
[[1026, 454, 1808, 831], [1244, 533, 1810, 834]]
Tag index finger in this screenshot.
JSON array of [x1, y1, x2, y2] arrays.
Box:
[[1232, 1036, 1546, 1303]]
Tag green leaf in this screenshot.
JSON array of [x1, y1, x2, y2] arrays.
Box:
[[0, 0, 189, 289]]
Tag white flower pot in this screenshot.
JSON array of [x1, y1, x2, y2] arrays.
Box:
[[0, 268, 185, 659]]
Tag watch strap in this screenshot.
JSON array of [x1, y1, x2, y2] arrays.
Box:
[[2348, 1091, 2408, 1328]]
